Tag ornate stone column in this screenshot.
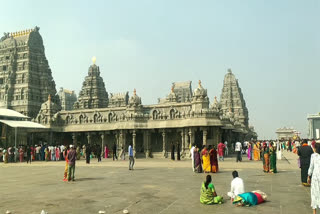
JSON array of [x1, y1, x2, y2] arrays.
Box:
[[162, 129, 166, 158], [181, 129, 185, 157], [144, 130, 151, 158], [87, 132, 91, 144], [189, 128, 194, 147], [132, 130, 136, 158], [203, 129, 207, 146], [185, 129, 189, 157], [100, 132, 105, 156], [72, 133, 77, 147], [119, 130, 123, 148]]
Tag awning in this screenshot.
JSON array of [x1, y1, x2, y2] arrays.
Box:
[[0, 108, 29, 119], [0, 119, 47, 129]]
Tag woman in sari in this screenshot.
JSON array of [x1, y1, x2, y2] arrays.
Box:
[[209, 146, 219, 173], [262, 143, 270, 173], [194, 147, 203, 173], [45, 148, 50, 161], [19, 147, 24, 162], [55, 147, 60, 161], [200, 175, 223, 205], [253, 143, 260, 161], [269, 142, 277, 173], [202, 146, 211, 173], [247, 143, 252, 160]]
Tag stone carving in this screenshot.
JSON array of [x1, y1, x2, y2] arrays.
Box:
[[0, 32, 10, 42], [193, 80, 209, 102], [75, 58, 108, 109], [0, 27, 60, 117], [220, 69, 249, 127], [128, 89, 142, 107], [109, 92, 129, 107]]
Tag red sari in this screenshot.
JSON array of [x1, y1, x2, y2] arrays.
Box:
[[217, 142, 225, 157], [209, 148, 219, 173]]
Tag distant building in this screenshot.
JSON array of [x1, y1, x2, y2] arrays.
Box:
[[276, 127, 296, 140], [307, 113, 320, 139], [58, 88, 77, 111]]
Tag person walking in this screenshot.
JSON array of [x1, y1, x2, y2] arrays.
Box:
[[128, 143, 134, 170], [307, 143, 320, 214], [218, 142, 226, 161], [235, 141, 242, 162], [26, 146, 31, 164], [86, 145, 91, 164], [298, 139, 314, 186], [96, 144, 102, 162], [224, 141, 228, 157], [190, 144, 195, 171], [112, 143, 118, 161], [67, 145, 76, 182], [63, 147, 69, 181]]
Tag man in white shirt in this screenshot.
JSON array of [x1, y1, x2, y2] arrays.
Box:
[[190, 144, 195, 172], [227, 171, 245, 202], [235, 141, 242, 162]]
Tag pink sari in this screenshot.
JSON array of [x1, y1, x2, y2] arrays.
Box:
[[247, 144, 252, 160], [104, 146, 109, 158]]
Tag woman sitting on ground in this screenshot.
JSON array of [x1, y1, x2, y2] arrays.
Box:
[[200, 175, 223, 205]]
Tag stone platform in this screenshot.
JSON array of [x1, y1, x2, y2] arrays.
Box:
[[0, 151, 311, 214]]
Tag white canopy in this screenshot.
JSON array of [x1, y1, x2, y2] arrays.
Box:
[[0, 119, 47, 129], [0, 108, 29, 119]]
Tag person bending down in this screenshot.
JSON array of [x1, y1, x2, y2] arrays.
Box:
[[227, 170, 245, 202], [200, 175, 223, 205]]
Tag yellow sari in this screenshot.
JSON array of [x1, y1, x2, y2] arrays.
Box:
[[253, 144, 260, 161], [202, 149, 211, 173]]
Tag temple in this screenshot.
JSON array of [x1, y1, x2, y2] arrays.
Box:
[[0, 27, 257, 158], [0, 27, 60, 118]]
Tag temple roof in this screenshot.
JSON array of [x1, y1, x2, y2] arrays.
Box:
[[0, 27, 40, 48]]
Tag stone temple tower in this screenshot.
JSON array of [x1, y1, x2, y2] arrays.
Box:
[[74, 57, 108, 109], [220, 69, 249, 127], [0, 27, 60, 118]]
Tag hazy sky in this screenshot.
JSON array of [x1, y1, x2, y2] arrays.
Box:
[[1, 0, 319, 139]]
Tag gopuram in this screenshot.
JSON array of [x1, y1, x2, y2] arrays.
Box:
[[0, 27, 60, 118], [0, 28, 257, 158]]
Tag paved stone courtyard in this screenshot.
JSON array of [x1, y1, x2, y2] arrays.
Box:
[[0, 152, 311, 214]]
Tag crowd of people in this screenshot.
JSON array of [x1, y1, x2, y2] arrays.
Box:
[[0, 143, 116, 164], [190, 143, 226, 174]]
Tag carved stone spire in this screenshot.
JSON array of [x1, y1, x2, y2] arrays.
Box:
[[74, 58, 108, 109], [220, 69, 249, 127]]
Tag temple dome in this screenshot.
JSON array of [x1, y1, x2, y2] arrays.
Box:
[[129, 89, 142, 107], [193, 80, 207, 97], [167, 85, 177, 102]]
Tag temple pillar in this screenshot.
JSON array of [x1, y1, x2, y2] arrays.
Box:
[[119, 130, 123, 148], [87, 132, 91, 144], [132, 130, 136, 158], [162, 129, 166, 158], [181, 129, 185, 157], [203, 128, 207, 146], [100, 132, 105, 156], [144, 130, 150, 158], [72, 133, 77, 147], [189, 128, 194, 147], [185, 129, 189, 157]]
